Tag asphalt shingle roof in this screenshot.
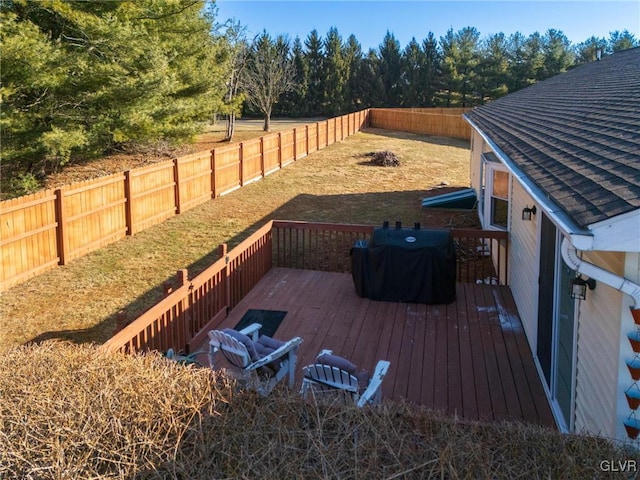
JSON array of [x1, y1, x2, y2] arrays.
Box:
[[464, 47, 640, 228]]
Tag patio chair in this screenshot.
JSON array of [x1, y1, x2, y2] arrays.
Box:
[[208, 323, 303, 395], [300, 349, 390, 407]]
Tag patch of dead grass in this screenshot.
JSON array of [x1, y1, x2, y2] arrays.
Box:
[[1, 342, 635, 479], [0, 127, 475, 352]]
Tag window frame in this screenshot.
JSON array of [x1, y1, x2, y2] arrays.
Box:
[[480, 155, 510, 231]]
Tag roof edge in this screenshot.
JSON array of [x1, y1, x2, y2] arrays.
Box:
[[465, 116, 595, 250]]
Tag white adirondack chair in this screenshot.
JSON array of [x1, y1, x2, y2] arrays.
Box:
[[300, 349, 390, 407], [208, 323, 302, 395]]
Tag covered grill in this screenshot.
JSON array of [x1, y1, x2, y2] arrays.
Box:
[[351, 223, 456, 304]]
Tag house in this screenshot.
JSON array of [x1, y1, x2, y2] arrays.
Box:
[[463, 47, 640, 441]]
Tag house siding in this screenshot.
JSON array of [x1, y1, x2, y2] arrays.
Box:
[[469, 130, 483, 194], [574, 250, 624, 437], [508, 181, 539, 353]]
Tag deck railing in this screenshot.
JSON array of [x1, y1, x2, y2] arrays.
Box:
[[272, 221, 508, 285], [103, 220, 508, 355], [102, 221, 273, 354]]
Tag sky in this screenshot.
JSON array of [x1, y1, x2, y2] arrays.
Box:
[[213, 0, 640, 51]]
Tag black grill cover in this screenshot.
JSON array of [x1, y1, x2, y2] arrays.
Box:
[[351, 227, 456, 304]]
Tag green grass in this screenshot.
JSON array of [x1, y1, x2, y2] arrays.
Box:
[[0, 128, 473, 352]]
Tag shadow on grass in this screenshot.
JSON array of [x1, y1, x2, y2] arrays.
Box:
[[26, 188, 478, 349]]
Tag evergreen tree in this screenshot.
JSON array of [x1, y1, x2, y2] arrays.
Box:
[[377, 31, 403, 107], [608, 30, 638, 52], [541, 29, 575, 79], [400, 38, 425, 107], [279, 36, 309, 116], [477, 33, 509, 103], [304, 29, 324, 116], [322, 27, 348, 116], [1, 0, 227, 175], [421, 32, 441, 107], [343, 34, 364, 111], [575, 36, 608, 64]]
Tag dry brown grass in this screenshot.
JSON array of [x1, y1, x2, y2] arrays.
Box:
[[1, 342, 635, 479], [0, 127, 474, 352]]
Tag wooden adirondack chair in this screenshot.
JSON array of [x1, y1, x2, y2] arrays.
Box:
[[208, 323, 302, 395], [300, 349, 390, 407]]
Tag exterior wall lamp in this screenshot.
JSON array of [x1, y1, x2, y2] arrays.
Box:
[[522, 205, 537, 221], [570, 274, 597, 300]]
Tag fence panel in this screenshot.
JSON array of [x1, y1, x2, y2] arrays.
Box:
[[241, 137, 263, 185], [127, 161, 176, 234], [213, 143, 241, 196], [262, 133, 281, 174], [369, 109, 471, 140], [177, 151, 213, 211], [0, 190, 59, 289], [307, 124, 318, 154], [317, 121, 328, 149], [327, 119, 336, 145], [61, 174, 127, 261], [280, 130, 295, 167], [335, 116, 344, 140], [294, 127, 307, 160]]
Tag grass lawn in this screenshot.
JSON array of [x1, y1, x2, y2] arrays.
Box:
[[0, 127, 473, 353]]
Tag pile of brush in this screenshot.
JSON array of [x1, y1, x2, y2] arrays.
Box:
[[367, 150, 400, 167]]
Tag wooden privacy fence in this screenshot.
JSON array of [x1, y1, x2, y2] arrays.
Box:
[[102, 220, 508, 356], [369, 108, 472, 140], [0, 111, 369, 291]]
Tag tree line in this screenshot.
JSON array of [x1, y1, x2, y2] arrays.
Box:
[[1, 0, 637, 198], [260, 26, 637, 119]]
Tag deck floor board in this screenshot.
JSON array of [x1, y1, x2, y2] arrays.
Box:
[[198, 267, 555, 428]]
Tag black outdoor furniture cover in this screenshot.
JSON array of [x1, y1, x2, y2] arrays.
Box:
[[351, 227, 456, 304]]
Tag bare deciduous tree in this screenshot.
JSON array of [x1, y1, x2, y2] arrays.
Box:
[[221, 20, 249, 141], [243, 32, 296, 131]]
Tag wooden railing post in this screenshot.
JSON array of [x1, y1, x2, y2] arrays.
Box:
[[176, 268, 188, 286], [219, 243, 230, 309], [54, 188, 67, 265], [114, 309, 128, 335]]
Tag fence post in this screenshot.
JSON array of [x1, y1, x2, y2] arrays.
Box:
[[277, 132, 282, 169], [293, 127, 297, 160], [305, 124, 309, 155], [211, 149, 217, 198], [124, 171, 133, 235], [54, 188, 67, 265], [173, 157, 181, 215], [239, 142, 244, 186], [260, 136, 265, 177]]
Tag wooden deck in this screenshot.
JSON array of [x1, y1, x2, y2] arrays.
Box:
[[197, 267, 555, 428]]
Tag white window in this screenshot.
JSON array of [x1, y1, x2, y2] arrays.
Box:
[[480, 155, 510, 230]]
